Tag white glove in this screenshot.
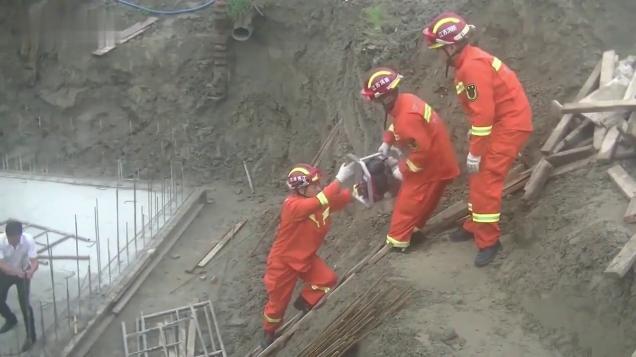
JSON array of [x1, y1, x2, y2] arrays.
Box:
[[391, 165, 403, 181], [378, 142, 391, 157], [466, 153, 481, 174], [335, 162, 356, 183]]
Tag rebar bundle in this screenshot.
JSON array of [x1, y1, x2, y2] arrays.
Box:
[[298, 278, 411, 357]]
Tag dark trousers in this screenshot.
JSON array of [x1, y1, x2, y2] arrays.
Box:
[[0, 272, 36, 341]]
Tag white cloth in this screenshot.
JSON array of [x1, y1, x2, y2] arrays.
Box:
[[335, 162, 356, 183], [0, 233, 37, 271], [466, 153, 481, 174]]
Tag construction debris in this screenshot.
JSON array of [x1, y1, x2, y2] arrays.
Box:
[[93, 17, 159, 56], [605, 234, 636, 279], [188, 219, 247, 272], [121, 301, 226, 357], [298, 278, 411, 357], [607, 164, 636, 199]]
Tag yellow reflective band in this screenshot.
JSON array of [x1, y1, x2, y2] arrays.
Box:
[[472, 212, 500, 223], [432, 17, 461, 33], [289, 166, 310, 176], [405, 159, 422, 173], [470, 125, 492, 136], [456, 82, 465, 94], [321, 206, 330, 223], [423, 103, 432, 122], [429, 42, 445, 49], [386, 235, 410, 248], [263, 313, 281, 323], [311, 285, 331, 293], [308, 214, 320, 227], [316, 191, 329, 206], [367, 70, 393, 88], [388, 123, 395, 133], [492, 57, 502, 71], [387, 75, 402, 90]]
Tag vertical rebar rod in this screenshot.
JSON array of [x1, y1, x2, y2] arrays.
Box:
[[116, 185, 121, 272], [155, 195, 159, 232], [181, 164, 185, 205], [65, 277, 71, 329], [148, 180, 153, 240], [39, 301, 46, 344], [141, 209, 145, 248], [107, 236, 112, 285], [125, 221, 130, 264], [95, 202, 102, 290], [88, 262, 92, 297], [45, 233, 58, 340], [162, 179, 166, 223], [170, 162, 174, 215], [133, 180, 138, 245], [74, 214, 81, 319]]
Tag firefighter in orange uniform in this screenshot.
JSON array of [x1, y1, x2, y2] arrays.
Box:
[[361, 68, 459, 250], [423, 12, 533, 266], [261, 162, 355, 347]]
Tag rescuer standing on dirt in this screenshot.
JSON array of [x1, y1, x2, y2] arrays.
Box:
[[261, 162, 355, 348], [362, 67, 460, 250], [0, 220, 38, 352], [423, 12, 533, 266]]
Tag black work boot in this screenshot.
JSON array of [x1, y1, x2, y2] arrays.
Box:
[[293, 296, 311, 313], [260, 331, 276, 349], [449, 227, 474, 242], [0, 319, 17, 334], [474, 241, 502, 267]]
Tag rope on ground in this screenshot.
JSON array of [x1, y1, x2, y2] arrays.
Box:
[[113, 0, 216, 15]]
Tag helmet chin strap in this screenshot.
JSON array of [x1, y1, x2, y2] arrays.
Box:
[[443, 45, 462, 78]]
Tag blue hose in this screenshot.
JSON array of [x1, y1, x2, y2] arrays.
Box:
[[114, 0, 216, 15]]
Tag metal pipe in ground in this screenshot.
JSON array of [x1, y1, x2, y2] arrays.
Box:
[[232, 9, 254, 42], [45, 233, 59, 341], [74, 214, 81, 319]]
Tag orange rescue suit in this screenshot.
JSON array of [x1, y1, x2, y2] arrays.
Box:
[[454, 44, 533, 248], [383, 93, 460, 248], [262, 181, 351, 332]]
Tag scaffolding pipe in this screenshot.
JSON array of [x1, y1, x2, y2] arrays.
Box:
[[74, 214, 81, 319]]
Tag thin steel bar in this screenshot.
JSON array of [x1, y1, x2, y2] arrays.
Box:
[[162, 179, 166, 223], [141, 302, 209, 319], [74, 214, 81, 319], [170, 162, 174, 216], [189, 304, 209, 356], [45, 233, 58, 341], [116, 185, 121, 272], [181, 164, 185, 205], [65, 276, 71, 329], [159, 324, 170, 356], [125, 221, 130, 264], [140, 310, 149, 357], [207, 301, 226, 357], [202, 302, 216, 351], [107, 235, 112, 285], [7, 220, 92, 242], [95, 201, 102, 290], [141, 209, 145, 248], [121, 321, 130, 357], [39, 301, 46, 343], [155, 195, 159, 232], [88, 262, 92, 297], [148, 181, 153, 240], [133, 180, 138, 249]]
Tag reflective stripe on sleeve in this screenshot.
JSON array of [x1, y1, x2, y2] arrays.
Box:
[[263, 313, 281, 323], [472, 212, 500, 223], [316, 192, 329, 206], [405, 159, 422, 173], [423, 103, 432, 122], [492, 57, 502, 71], [470, 125, 492, 136]]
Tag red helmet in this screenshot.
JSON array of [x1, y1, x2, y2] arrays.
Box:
[[422, 12, 474, 49], [286, 163, 322, 190], [360, 67, 403, 101]]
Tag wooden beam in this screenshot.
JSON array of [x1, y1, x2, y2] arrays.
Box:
[[546, 144, 595, 167], [599, 50, 616, 87], [541, 60, 601, 155], [559, 99, 636, 114], [580, 81, 628, 125], [522, 158, 554, 202], [597, 126, 622, 161], [196, 219, 247, 268], [553, 118, 593, 152], [605, 234, 636, 278], [93, 17, 159, 56], [607, 164, 636, 199], [623, 72, 636, 100], [594, 126, 608, 150], [624, 198, 636, 224], [550, 156, 594, 178]]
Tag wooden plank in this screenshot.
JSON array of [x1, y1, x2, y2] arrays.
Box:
[[196, 219, 247, 268], [559, 99, 636, 114], [541, 60, 602, 155], [93, 17, 158, 56], [546, 144, 595, 167], [624, 198, 636, 224], [597, 126, 621, 161], [522, 158, 554, 202], [599, 50, 616, 87], [418, 201, 467, 235], [604, 234, 636, 278], [607, 164, 636, 199], [553, 118, 593, 153], [581, 81, 628, 125], [178, 326, 187, 357], [594, 126, 608, 150], [186, 319, 196, 357], [551, 156, 595, 178]]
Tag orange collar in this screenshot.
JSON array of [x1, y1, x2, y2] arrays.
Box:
[[453, 44, 475, 69]]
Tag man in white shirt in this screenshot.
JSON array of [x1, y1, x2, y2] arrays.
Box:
[[0, 220, 38, 351]]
